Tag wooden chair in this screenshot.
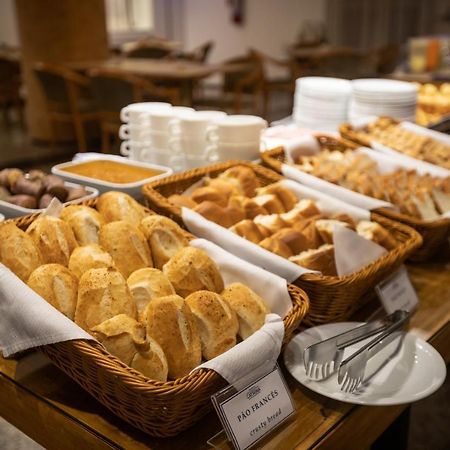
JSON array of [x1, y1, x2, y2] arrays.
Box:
[[0, 56, 23, 126], [34, 62, 98, 152], [88, 68, 180, 152], [125, 44, 173, 60], [175, 41, 214, 63]]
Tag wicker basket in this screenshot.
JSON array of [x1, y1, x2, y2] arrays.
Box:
[[142, 160, 422, 326], [8, 200, 309, 437], [261, 139, 450, 262]]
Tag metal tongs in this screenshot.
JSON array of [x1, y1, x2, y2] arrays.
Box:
[[303, 310, 410, 393]]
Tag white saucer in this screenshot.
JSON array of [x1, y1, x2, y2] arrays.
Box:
[[284, 322, 446, 405]]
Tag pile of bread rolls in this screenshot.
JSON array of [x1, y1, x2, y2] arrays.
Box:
[[167, 166, 397, 276], [414, 82, 450, 126], [293, 150, 450, 220], [0, 191, 271, 381]]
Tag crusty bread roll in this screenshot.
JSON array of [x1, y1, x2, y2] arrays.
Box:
[[190, 186, 228, 207], [27, 215, 78, 266], [315, 219, 350, 244], [28, 264, 78, 319], [229, 219, 269, 243], [330, 213, 356, 230], [280, 208, 310, 226], [219, 166, 259, 197], [289, 244, 337, 276], [221, 283, 270, 340], [356, 221, 397, 250], [167, 194, 197, 209], [185, 290, 238, 360], [294, 199, 321, 218], [256, 182, 298, 211], [68, 244, 115, 279], [272, 228, 311, 254], [92, 314, 168, 381], [96, 191, 145, 226], [99, 221, 152, 278], [253, 214, 287, 233], [127, 268, 175, 321], [75, 267, 137, 332], [227, 196, 268, 219], [0, 223, 42, 282], [60, 205, 105, 245], [140, 215, 189, 269], [193, 201, 245, 228], [253, 194, 285, 214], [293, 219, 323, 248], [163, 247, 224, 297], [204, 177, 241, 199], [144, 295, 201, 379], [259, 237, 293, 258]]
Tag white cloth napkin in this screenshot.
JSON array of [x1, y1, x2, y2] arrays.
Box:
[[0, 264, 92, 358], [284, 135, 321, 163]]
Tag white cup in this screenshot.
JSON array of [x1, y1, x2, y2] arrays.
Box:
[[206, 115, 268, 143], [149, 106, 195, 132], [148, 130, 170, 149], [119, 124, 151, 141], [120, 102, 172, 123], [169, 135, 208, 157], [206, 140, 265, 162], [169, 110, 227, 137], [120, 140, 151, 160]]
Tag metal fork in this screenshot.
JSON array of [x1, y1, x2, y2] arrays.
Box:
[[303, 311, 400, 380], [338, 310, 410, 393]]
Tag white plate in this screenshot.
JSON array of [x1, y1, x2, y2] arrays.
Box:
[[284, 322, 446, 405]]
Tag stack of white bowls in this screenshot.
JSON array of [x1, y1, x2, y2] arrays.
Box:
[[293, 77, 352, 132], [349, 79, 418, 122]]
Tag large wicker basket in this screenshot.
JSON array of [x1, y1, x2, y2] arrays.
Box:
[[143, 160, 422, 326], [261, 138, 450, 262], [7, 200, 309, 437]]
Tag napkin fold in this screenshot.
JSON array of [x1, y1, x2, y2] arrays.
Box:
[[284, 135, 321, 163]]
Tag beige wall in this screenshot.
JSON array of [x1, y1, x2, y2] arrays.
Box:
[[0, 0, 19, 46]]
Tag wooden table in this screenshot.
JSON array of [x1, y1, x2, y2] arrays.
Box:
[[1, 262, 449, 450]]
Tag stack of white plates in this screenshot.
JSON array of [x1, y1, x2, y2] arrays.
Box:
[[293, 77, 352, 132], [350, 79, 418, 122]]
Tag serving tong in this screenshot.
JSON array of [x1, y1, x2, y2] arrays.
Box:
[[303, 310, 410, 393]]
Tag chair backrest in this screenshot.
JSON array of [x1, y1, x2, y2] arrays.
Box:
[[126, 45, 172, 59], [195, 41, 214, 63], [376, 44, 400, 74], [222, 52, 264, 93], [0, 57, 21, 90]]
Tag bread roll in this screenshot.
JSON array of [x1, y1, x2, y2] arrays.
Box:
[[204, 178, 241, 199], [60, 205, 104, 245], [127, 268, 175, 320], [145, 295, 201, 379], [294, 219, 323, 248], [253, 214, 287, 233], [185, 290, 238, 360], [190, 186, 228, 207], [27, 215, 78, 266], [228, 196, 268, 219], [96, 191, 145, 226], [219, 166, 259, 197], [131, 337, 169, 382], [259, 237, 293, 258], [163, 247, 224, 297], [221, 283, 270, 340], [289, 244, 337, 276], [99, 221, 152, 278], [315, 220, 350, 244], [27, 264, 78, 319], [75, 267, 137, 332], [356, 221, 397, 250], [140, 215, 189, 269], [253, 194, 285, 214], [272, 228, 311, 254], [229, 219, 269, 243], [167, 194, 197, 209], [330, 213, 356, 230], [68, 244, 115, 279], [0, 223, 42, 281], [280, 208, 310, 226], [294, 199, 321, 218], [193, 201, 245, 228], [256, 182, 298, 211]]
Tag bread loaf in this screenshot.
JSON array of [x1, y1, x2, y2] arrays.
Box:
[[144, 295, 201, 379], [60, 205, 104, 245], [68, 244, 115, 279], [140, 215, 189, 269], [26, 215, 78, 266], [185, 290, 238, 360], [99, 221, 152, 278], [221, 283, 270, 340], [75, 267, 137, 332], [96, 191, 145, 226], [289, 244, 337, 276], [162, 247, 224, 297], [28, 264, 78, 319], [356, 221, 397, 250], [0, 223, 42, 281]]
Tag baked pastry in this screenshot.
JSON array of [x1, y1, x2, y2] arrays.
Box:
[[330, 213, 356, 229], [190, 186, 228, 207], [26, 215, 78, 266], [27, 264, 78, 319], [60, 205, 104, 245], [272, 228, 311, 254], [256, 182, 298, 211], [167, 194, 197, 209], [293, 219, 323, 248], [280, 208, 311, 226], [144, 295, 201, 379], [221, 283, 270, 340], [193, 201, 245, 228], [99, 221, 152, 278], [227, 195, 268, 219], [130, 337, 169, 382], [140, 215, 189, 269], [0, 223, 42, 282], [68, 244, 115, 279], [253, 194, 285, 214], [185, 290, 239, 360], [315, 219, 350, 244], [162, 247, 224, 297], [218, 166, 259, 197], [127, 268, 175, 321], [293, 199, 321, 218], [96, 191, 145, 226], [204, 177, 241, 199], [229, 219, 270, 243], [75, 267, 137, 332], [259, 237, 293, 258], [253, 214, 287, 233], [290, 244, 337, 276], [356, 221, 397, 250]]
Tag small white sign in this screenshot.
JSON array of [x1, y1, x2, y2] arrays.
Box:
[[212, 365, 295, 450], [375, 266, 419, 314]]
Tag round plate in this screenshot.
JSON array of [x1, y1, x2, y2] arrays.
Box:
[[284, 322, 446, 405]]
